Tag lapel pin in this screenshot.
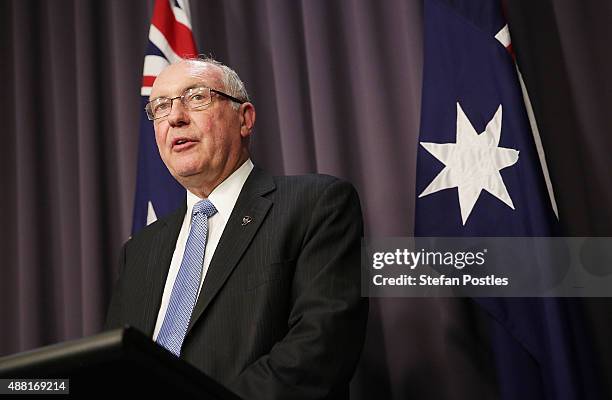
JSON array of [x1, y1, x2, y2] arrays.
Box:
[[242, 216, 252, 226]]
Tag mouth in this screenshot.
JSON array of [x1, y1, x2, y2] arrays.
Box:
[[171, 137, 199, 152]]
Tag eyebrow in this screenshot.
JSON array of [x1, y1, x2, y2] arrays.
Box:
[[149, 83, 205, 102]]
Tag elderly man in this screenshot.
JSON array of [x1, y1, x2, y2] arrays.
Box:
[[105, 57, 367, 400]]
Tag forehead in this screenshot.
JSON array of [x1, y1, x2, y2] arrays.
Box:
[[150, 62, 223, 99]]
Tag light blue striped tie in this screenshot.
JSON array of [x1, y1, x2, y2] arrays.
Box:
[[156, 199, 217, 356]]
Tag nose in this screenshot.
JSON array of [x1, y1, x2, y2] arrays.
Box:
[[167, 97, 190, 127]]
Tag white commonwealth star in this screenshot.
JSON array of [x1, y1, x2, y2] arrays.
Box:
[[419, 103, 520, 225]]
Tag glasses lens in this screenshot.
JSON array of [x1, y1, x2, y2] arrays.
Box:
[[185, 87, 212, 110], [145, 87, 214, 120], [151, 98, 173, 120]]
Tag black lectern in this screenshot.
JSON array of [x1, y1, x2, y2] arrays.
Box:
[[0, 327, 241, 398]]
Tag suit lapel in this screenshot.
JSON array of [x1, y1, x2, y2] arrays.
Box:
[[140, 204, 185, 336], [186, 167, 275, 335]]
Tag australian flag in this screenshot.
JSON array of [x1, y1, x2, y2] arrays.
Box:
[[416, 0, 601, 398], [132, 0, 197, 234]]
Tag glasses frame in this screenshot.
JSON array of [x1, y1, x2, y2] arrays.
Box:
[[145, 86, 246, 121]]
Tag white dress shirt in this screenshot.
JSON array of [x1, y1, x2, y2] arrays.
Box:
[[153, 159, 254, 340]]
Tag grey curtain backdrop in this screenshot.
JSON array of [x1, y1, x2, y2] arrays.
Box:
[[508, 0, 612, 395], [1, 0, 611, 399]]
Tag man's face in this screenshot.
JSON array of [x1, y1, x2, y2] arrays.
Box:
[[150, 61, 254, 193]]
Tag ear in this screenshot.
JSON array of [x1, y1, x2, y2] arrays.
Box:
[[239, 102, 256, 138]]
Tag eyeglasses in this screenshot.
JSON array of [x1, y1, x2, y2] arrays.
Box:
[[145, 85, 245, 120]]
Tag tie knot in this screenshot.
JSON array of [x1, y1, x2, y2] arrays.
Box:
[[193, 199, 217, 218]]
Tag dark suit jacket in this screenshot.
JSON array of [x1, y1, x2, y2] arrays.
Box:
[[105, 167, 368, 400]]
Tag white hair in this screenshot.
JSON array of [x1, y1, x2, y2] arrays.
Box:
[[184, 56, 250, 110]]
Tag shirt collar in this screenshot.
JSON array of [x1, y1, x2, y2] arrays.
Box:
[[186, 159, 254, 221]]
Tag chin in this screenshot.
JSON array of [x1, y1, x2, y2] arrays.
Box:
[[168, 158, 204, 176], [168, 163, 197, 178], [174, 168, 202, 178]]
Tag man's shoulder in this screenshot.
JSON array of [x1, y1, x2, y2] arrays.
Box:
[[270, 172, 355, 193], [264, 171, 359, 209], [272, 172, 338, 187]]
